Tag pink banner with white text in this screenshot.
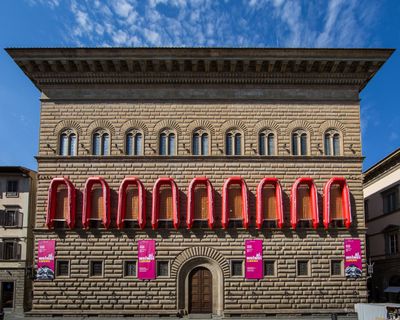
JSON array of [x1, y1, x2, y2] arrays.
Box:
[[344, 238, 362, 278], [37, 240, 56, 280], [138, 240, 156, 280], [245, 239, 263, 279]]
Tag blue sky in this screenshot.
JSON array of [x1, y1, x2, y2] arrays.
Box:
[[0, 0, 399, 171]]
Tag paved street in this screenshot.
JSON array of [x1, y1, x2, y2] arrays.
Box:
[[4, 312, 358, 320]]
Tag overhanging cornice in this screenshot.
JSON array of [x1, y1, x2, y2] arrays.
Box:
[[6, 47, 394, 92]]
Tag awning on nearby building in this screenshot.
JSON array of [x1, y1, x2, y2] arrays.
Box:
[[384, 287, 400, 293]]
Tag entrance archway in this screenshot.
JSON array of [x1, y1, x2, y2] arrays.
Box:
[[189, 267, 212, 313], [173, 247, 228, 316]]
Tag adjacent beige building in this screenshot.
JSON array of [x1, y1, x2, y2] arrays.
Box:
[[0, 166, 36, 313], [364, 148, 400, 303], [7, 47, 393, 317]]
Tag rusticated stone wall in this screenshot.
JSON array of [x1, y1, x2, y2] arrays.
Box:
[[31, 101, 366, 316], [38, 102, 361, 158], [32, 158, 366, 315]]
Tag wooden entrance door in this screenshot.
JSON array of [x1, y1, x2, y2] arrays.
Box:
[[189, 267, 212, 313]]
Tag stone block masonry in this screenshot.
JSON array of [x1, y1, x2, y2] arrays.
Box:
[[7, 48, 392, 317], [31, 158, 367, 315]]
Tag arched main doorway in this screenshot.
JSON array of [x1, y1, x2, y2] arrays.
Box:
[[189, 267, 212, 313]]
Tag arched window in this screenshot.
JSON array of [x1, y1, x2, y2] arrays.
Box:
[[256, 178, 284, 229], [290, 177, 319, 229], [192, 129, 209, 155], [159, 129, 176, 155], [117, 177, 146, 229], [259, 129, 276, 155], [225, 129, 243, 155], [292, 129, 308, 156], [46, 178, 76, 229], [323, 177, 351, 229], [59, 129, 77, 156], [125, 129, 143, 155], [151, 178, 179, 229], [324, 129, 341, 156], [222, 177, 249, 229], [92, 129, 110, 156], [187, 177, 214, 229], [82, 177, 110, 229]]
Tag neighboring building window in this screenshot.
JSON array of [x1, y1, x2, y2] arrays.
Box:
[[386, 231, 399, 256], [364, 199, 369, 221], [156, 261, 169, 277], [231, 260, 243, 277], [259, 129, 276, 155], [331, 260, 342, 276], [192, 129, 209, 155], [292, 129, 308, 155], [324, 129, 341, 156], [0, 240, 21, 260], [6, 181, 18, 197], [124, 261, 137, 277], [90, 261, 104, 277], [59, 129, 77, 156], [0, 207, 22, 227], [92, 129, 110, 155], [264, 260, 276, 276], [225, 129, 243, 155], [159, 129, 176, 155], [56, 260, 70, 277], [125, 130, 143, 155], [383, 187, 398, 214], [297, 260, 309, 276]]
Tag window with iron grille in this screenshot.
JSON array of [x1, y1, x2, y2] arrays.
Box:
[[297, 260, 309, 276], [264, 260, 275, 276], [6, 181, 18, 197], [124, 261, 137, 277], [90, 261, 103, 277], [0, 240, 21, 260], [331, 260, 342, 276], [231, 260, 243, 277], [157, 261, 169, 277], [56, 260, 70, 277]]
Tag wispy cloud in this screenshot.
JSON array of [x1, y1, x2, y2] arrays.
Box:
[[27, 0, 379, 48], [27, 0, 60, 9]]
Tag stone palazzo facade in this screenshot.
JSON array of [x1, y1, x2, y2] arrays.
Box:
[[7, 48, 393, 317]]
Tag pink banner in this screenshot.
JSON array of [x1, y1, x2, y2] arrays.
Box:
[[138, 240, 156, 280], [37, 240, 56, 280], [344, 238, 362, 278], [245, 239, 263, 279]]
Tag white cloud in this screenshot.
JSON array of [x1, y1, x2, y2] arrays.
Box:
[[144, 29, 162, 46], [27, 0, 60, 9], [112, 0, 135, 18], [29, 0, 378, 49]]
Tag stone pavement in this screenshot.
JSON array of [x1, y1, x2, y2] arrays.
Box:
[[4, 313, 358, 320]]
